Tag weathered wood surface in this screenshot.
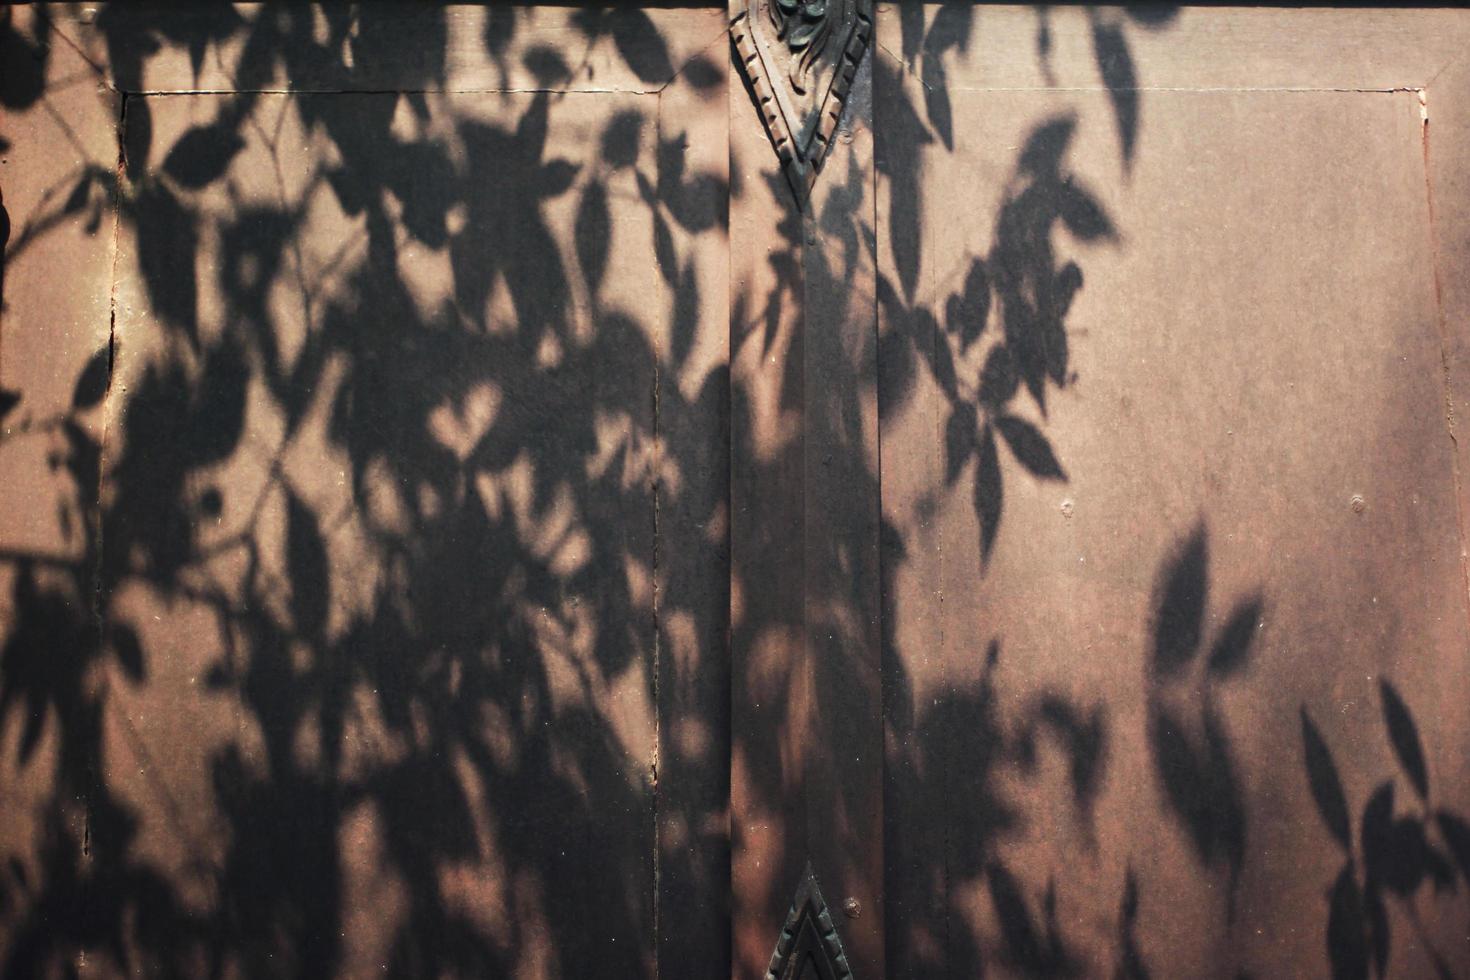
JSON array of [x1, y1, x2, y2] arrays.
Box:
[[1428, 52, 1470, 657], [876, 6, 1470, 979], [728, 27, 810, 972], [877, 5, 1470, 91], [728, 1, 882, 971], [2, 5, 730, 977], [5, 4, 1470, 980]]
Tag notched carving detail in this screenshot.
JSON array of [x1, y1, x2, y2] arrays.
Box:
[[732, 0, 872, 208], [766, 864, 855, 980]]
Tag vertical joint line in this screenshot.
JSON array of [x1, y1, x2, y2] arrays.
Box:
[[650, 83, 665, 979], [1418, 86, 1470, 631]]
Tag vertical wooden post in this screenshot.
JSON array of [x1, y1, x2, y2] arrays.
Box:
[[729, 46, 809, 972], [729, 3, 882, 973], [799, 50, 884, 975]]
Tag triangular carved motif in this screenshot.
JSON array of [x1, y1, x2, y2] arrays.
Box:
[[731, 0, 873, 208], [765, 864, 855, 980]]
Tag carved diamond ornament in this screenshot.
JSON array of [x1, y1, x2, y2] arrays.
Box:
[[732, 0, 874, 207], [765, 865, 854, 980]]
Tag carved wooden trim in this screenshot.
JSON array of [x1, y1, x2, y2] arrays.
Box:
[[731, 0, 873, 207], [765, 865, 855, 980]]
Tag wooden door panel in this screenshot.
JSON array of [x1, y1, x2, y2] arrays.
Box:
[[6, 4, 1470, 979], [106, 86, 673, 978], [0, 5, 729, 977], [876, 7, 1470, 978]]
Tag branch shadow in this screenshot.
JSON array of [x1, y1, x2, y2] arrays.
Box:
[[0, 5, 730, 977]]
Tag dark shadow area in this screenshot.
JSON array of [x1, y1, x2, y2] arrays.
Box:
[[883, 633, 1109, 978], [0, 5, 728, 978], [1144, 524, 1259, 912], [1302, 680, 1469, 980]]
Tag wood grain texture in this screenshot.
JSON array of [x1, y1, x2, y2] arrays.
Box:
[[1420, 53, 1470, 957], [1425, 50, 1470, 650]]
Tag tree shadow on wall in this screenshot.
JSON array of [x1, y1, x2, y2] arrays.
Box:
[[1145, 523, 1262, 914], [1302, 681, 1470, 980], [885, 518, 1263, 979], [873, 6, 1204, 980], [877, 5, 1177, 570], [12, 5, 1416, 980], [0, 5, 729, 978], [884, 633, 1111, 978], [916, 518, 1470, 980], [720, 11, 1149, 947], [870, 8, 1466, 977]]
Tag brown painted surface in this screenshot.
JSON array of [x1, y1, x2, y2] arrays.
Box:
[[0, 9, 121, 965], [653, 46, 732, 979], [729, 28, 809, 971], [729, 5, 883, 974], [2, 4, 1470, 979], [875, 6, 1470, 979], [2, 5, 729, 977]]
